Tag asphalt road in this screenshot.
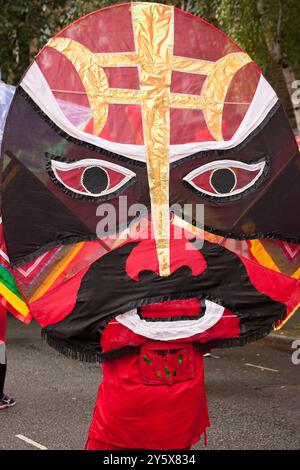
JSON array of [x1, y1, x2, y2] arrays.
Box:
[[1, 316, 299, 450]]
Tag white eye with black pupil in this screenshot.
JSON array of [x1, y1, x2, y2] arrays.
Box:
[[210, 168, 237, 194], [183, 159, 267, 198], [49, 157, 136, 198]]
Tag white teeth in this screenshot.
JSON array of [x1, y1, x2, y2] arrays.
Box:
[[116, 300, 226, 340]]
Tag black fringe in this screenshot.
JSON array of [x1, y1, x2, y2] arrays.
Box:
[[100, 346, 140, 361], [41, 319, 282, 364], [41, 329, 102, 363], [197, 323, 276, 352], [9, 233, 100, 268], [17, 87, 146, 168], [41, 329, 141, 363], [201, 223, 300, 244], [169, 101, 281, 167], [11, 219, 300, 268]]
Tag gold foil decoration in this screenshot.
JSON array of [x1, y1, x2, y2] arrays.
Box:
[[108, 88, 145, 104], [131, 2, 173, 277], [202, 52, 252, 140], [50, 38, 110, 136], [170, 93, 206, 109], [49, 26, 252, 145], [48, 4, 254, 277], [171, 56, 214, 75], [95, 52, 138, 67]]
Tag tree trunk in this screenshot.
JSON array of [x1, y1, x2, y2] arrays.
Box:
[[256, 0, 299, 131], [281, 63, 300, 132]]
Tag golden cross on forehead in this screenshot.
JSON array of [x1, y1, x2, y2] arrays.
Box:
[[49, 2, 251, 277]]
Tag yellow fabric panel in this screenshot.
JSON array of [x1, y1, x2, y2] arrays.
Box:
[[29, 242, 85, 302], [0, 281, 29, 317]]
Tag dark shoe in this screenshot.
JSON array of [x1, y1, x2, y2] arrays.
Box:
[[0, 394, 16, 410]]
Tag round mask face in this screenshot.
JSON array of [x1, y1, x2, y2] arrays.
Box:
[[1, 3, 299, 355]]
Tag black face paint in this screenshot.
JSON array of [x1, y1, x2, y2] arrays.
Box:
[[44, 240, 285, 352], [2, 89, 300, 269]]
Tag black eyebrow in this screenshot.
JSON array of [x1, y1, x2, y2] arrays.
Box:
[[169, 101, 280, 169], [18, 86, 146, 169]]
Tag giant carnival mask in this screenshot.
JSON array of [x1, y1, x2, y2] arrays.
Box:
[[0, 2, 299, 357]]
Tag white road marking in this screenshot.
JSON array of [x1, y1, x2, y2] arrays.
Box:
[[245, 363, 279, 373], [15, 434, 48, 450]]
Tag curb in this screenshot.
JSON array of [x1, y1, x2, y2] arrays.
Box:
[[256, 333, 300, 353]]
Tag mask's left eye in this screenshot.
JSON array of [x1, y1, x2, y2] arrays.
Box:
[[47, 156, 136, 200]]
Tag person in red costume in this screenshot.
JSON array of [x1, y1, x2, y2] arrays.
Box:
[[85, 299, 210, 450], [0, 304, 16, 410]]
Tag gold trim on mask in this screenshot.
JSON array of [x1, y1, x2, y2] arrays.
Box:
[[108, 88, 145, 104], [131, 2, 173, 277], [95, 52, 138, 67], [170, 93, 206, 109], [49, 36, 251, 141], [48, 4, 254, 277], [50, 38, 109, 136], [171, 56, 214, 75], [202, 52, 252, 140]]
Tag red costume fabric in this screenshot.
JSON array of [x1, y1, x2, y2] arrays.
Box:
[[86, 320, 209, 450]]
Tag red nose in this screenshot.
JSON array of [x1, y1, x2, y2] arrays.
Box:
[[126, 225, 207, 281]]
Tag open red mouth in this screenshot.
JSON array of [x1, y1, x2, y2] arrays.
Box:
[[140, 297, 203, 320]]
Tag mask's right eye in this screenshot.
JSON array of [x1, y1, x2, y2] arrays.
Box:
[[183, 158, 267, 199]]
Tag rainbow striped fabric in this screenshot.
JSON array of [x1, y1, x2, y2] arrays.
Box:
[[0, 262, 30, 323]]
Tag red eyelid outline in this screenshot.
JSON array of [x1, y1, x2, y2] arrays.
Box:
[[183, 159, 266, 197], [50, 158, 136, 197]]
